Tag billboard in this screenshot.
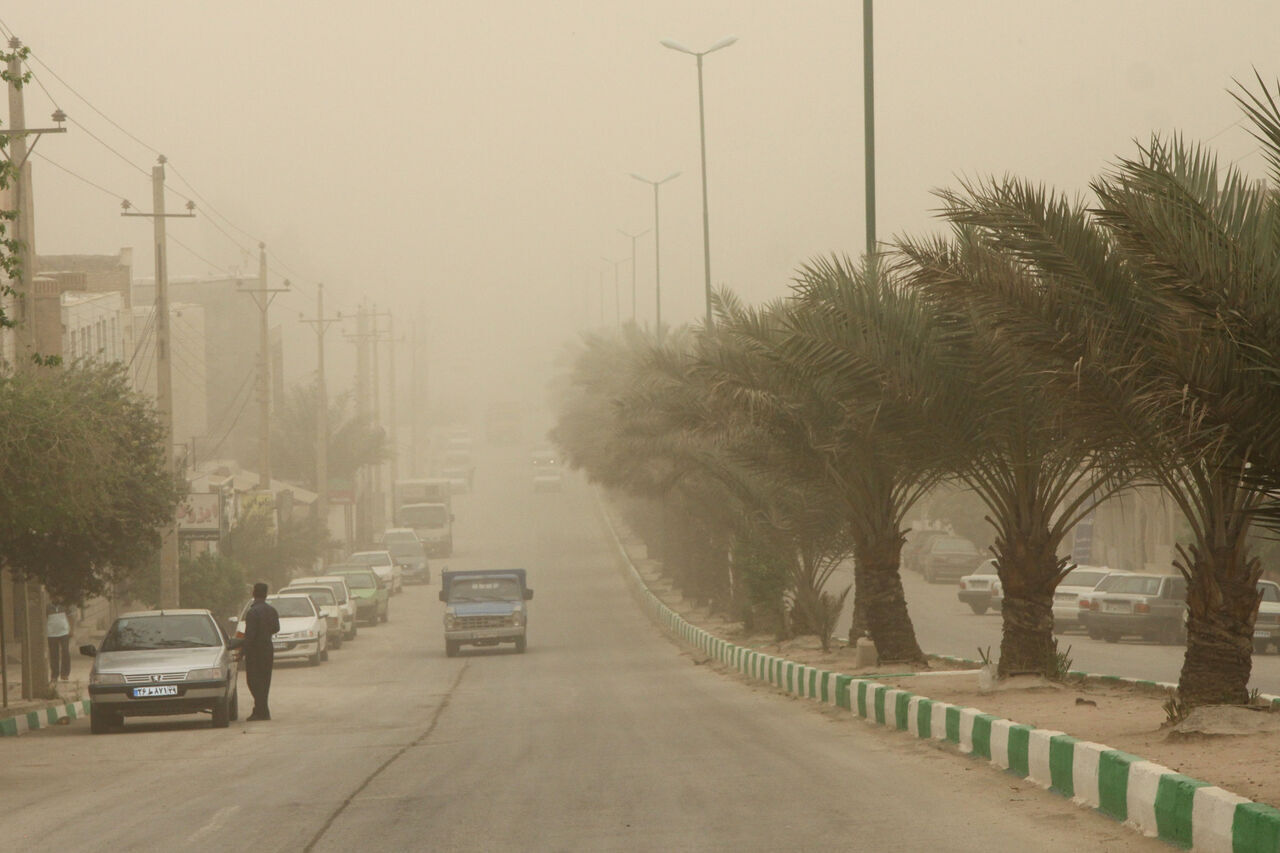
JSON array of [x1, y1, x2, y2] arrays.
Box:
[[177, 492, 222, 540]]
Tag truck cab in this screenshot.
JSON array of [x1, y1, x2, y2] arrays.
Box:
[[439, 569, 533, 656], [398, 501, 453, 557]]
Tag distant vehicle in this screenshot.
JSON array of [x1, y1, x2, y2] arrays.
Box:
[[81, 609, 239, 733], [379, 527, 431, 584], [233, 593, 328, 666], [280, 583, 346, 647], [531, 449, 563, 492], [446, 433, 473, 453], [1080, 572, 1187, 644], [349, 550, 402, 594], [441, 466, 471, 494], [394, 478, 452, 516], [1254, 580, 1280, 654], [920, 535, 984, 584], [328, 565, 390, 625], [957, 560, 1003, 615], [398, 501, 454, 557], [440, 448, 475, 490], [1051, 566, 1114, 632], [439, 569, 533, 657], [288, 576, 357, 640], [902, 529, 951, 574]]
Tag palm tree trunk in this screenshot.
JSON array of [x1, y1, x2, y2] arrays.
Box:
[[851, 529, 926, 664], [1178, 546, 1258, 706], [994, 533, 1061, 677], [847, 560, 870, 643]]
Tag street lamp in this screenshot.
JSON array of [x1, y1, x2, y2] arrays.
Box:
[[629, 170, 680, 333], [601, 256, 629, 327], [661, 35, 737, 329], [618, 227, 650, 326]]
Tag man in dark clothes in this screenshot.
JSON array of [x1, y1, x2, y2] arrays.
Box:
[[242, 582, 280, 721]]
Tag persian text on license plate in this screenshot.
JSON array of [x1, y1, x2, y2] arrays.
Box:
[[132, 685, 178, 698], [1103, 602, 1129, 613]]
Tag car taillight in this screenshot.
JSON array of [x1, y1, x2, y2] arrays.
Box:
[[1079, 599, 1091, 609], [1134, 601, 1151, 614], [958, 579, 967, 589], [1089, 600, 1100, 610]]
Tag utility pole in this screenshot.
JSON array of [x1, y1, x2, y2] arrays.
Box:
[[237, 245, 289, 489], [2, 36, 66, 699], [618, 229, 650, 325], [300, 283, 341, 558], [386, 313, 400, 496], [863, 0, 877, 269], [366, 307, 393, 529], [345, 303, 381, 543], [122, 157, 196, 609], [410, 314, 422, 477]]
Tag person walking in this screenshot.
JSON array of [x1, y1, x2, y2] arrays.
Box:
[[46, 602, 72, 683], [242, 582, 280, 721]]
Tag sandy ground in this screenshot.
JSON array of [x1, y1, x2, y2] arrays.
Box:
[[617, 518, 1280, 808]]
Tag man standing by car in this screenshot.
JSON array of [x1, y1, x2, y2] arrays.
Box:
[[243, 582, 280, 721]]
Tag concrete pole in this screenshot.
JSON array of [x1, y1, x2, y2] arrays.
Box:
[[410, 317, 420, 478], [315, 283, 330, 545], [256, 244, 271, 488], [863, 0, 877, 268], [152, 160, 180, 609], [653, 183, 662, 332], [695, 53, 713, 329], [354, 303, 371, 543], [387, 314, 399, 496]]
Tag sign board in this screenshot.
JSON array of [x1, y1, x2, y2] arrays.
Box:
[[239, 490, 278, 542], [177, 492, 221, 540], [1072, 514, 1095, 564]]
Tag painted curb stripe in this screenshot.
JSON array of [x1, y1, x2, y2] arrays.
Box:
[[0, 699, 91, 736]]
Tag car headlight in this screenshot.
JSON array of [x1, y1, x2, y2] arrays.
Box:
[[91, 671, 125, 685], [187, 667, 225, 681], [511, 612, 524, 627]]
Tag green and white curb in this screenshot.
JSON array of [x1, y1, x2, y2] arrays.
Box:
[[599, 499, 1280, 852], [0, 699, 91, 736]]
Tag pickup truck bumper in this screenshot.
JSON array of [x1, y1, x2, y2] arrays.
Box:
[[445, 627, 524, 644]]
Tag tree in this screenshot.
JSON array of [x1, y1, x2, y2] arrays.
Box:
[[222, 507, 327, 593], [130, 551, 246, 625], [0, 361, 181, 603], [270, 382, 391, 491]]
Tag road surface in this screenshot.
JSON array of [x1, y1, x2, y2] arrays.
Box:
[[4, 447, 1161, 852]]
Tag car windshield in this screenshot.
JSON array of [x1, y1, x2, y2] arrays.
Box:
[[449, 577, 521, 602], [1259, 583, 1280, 603], [932, 538, 977, 554], [334, 571, 377, 590], [1107, 575, 1164, 595], [270, 597, 316, 618], [401, 504, 448, 528], [102, 614, 221, 651], [1062, 569, 1109, 588], [287, 587, 336, 606], [350, 552, 392, 567]]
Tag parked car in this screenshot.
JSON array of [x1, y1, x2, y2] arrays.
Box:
[[902, 529, 950, 574], [234, 594, 328, 666], [281, 583, 346, 648], [328, 565, 390, 625], [1080, 572, 1187, 644], [289, 575, 357, 640], [80, 609, 239, 733], [1051, 565, 1114, 633], [920, 535, 985, 584], [379, 527, 430, 584], [349, 550, 402, 594], [531, 449, 563, 492], [1254, 580, 1280, 654], [957, 560, 1003, 614]]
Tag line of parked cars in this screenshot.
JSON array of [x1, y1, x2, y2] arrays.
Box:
[[79, 529, 435, 734]]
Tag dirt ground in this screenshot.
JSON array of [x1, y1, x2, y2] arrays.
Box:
[[617, 519, 1280, 808]]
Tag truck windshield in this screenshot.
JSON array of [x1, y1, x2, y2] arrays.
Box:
[[449, 577, 521, 602], [401, 504, 447, 528]]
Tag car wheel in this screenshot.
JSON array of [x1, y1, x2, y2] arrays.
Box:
[[347, 625, 358, 640], [923, 564, 936, 584], [968, 603, 988, 616], [320, 646, 329, 662], [212, 696, 231, 728], [309, 649, 322, 666], [381, 607, 389, 624], [1103, 631, 1121, 644], [331, 632, 342, 650], [515, 636, 527, 654], [228, 689, 239, 722], [90, 705, 115, 734], [445, 640, 460, 657]]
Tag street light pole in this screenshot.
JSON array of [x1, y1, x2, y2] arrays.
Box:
[[863, 0, 877, 270], [630, 171, 680, 334], [661, 35, 736, 329], [618, 228, 650, 325], [601, 256, 629, 327]]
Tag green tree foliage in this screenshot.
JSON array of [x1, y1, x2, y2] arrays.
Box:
[[0, 362, 182, 603], [130, 551, 247, 624], [222, 506, 326, 593], [270, 382, 391, 491]]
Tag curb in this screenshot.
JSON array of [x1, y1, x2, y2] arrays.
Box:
[[0, 699, 92, 736], [597, 499, 1280, 853]]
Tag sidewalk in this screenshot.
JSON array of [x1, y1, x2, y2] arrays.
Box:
[[1, 632, 96, 734]]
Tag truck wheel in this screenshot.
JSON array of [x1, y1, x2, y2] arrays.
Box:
[[445, 640, 460, 657], [968, 602, 988, 616], [515, 636, 527, 654]]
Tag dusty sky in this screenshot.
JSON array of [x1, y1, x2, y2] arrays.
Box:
[[7, 0, 1279, 413]]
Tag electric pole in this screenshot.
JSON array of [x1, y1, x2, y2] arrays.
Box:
[[386, 313, 400, 496], [2, 36, 66, 699], [122, 157, 196, 610], [410, 313, 424, 477], [237, 244, 289, 489], [300, 283, 341, 559]]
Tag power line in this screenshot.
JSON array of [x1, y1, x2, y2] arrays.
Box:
[[32, 152, 128, 202]]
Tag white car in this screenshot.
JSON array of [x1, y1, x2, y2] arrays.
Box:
[[282, 583, 347, 649], [531, 450, 563, 492], [1052, 565, 1115, 632], [956, 559, 1003, 615], [234, 594, 328, 666], [1255, 580, 1280, 654], [290, 575, 357, 640], [349, 550, 402, 594]]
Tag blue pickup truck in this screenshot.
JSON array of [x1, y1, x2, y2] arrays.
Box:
[[439, 569, 533, 656]]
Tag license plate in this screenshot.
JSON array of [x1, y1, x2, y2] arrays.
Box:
[[1103, 602, 1129, 613], [132, 685, 178, 698]]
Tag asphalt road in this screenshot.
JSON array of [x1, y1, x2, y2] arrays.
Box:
[[827, 563, 1280, 695], [3, 446, 1162, 852]]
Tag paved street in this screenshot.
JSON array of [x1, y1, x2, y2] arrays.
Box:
[[1, 446, 1163, 852]]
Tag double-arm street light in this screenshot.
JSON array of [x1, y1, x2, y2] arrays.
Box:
[[601, 256, 629, 327], [618, 227, 650, 325], [629, 171, 680, 333], [660, 35, 737, 329]]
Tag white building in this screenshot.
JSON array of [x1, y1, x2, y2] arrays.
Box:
[[62, 290, 126, 364]]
